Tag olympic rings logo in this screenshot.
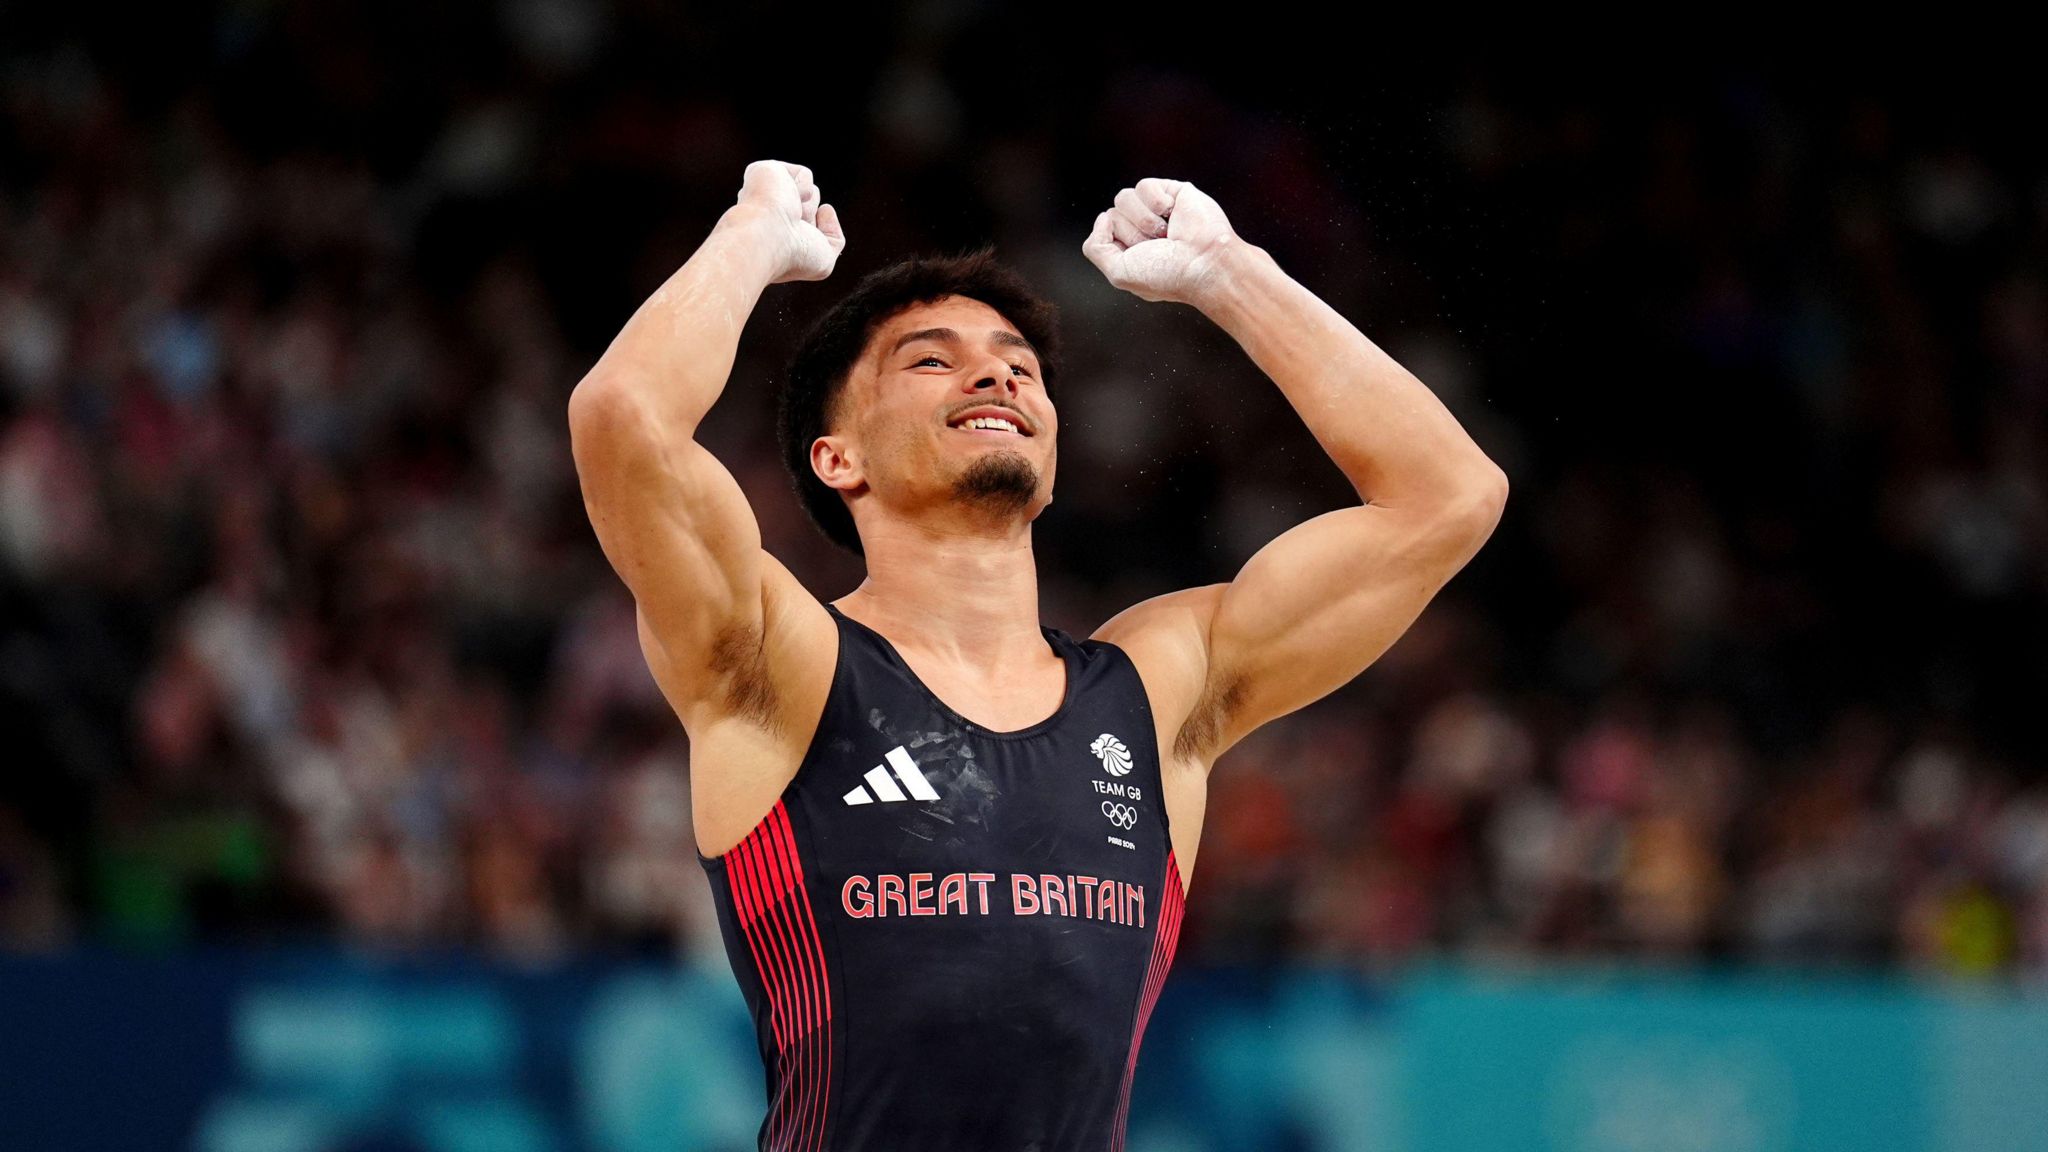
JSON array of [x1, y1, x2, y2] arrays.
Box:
[[1101, 801, 1138, 829]]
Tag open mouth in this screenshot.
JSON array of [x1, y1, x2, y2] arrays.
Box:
[[947, 410, 1030, 436]]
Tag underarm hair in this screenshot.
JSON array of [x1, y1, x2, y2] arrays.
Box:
[[708, 619, 780, 732], [1173, 666, 1247, 762]]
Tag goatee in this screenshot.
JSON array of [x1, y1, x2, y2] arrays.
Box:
[[953, 450, 1038, 515]]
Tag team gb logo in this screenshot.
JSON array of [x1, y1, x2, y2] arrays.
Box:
[[1091, 733, 1132, 777]]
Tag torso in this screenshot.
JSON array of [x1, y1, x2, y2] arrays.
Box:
[[675, 588, 1207, 894], [685, 597, 1195, 1151]]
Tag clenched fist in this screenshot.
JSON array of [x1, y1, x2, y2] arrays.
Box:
[[1082, 178, 1241, 306], [733, 159, 845, 284]]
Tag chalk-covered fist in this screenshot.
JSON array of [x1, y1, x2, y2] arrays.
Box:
[[735, 159, 845, 284], [1082, 178, 1239, 306]]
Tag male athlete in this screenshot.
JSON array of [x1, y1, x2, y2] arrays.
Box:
[[568, 159, 1506, 1151]]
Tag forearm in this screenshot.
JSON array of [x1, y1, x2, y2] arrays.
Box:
[[576, 205, 783, 436], [1194, 243, 1503, 509]]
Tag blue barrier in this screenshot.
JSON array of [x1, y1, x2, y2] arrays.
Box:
[[1, 951, 2042, 1151]]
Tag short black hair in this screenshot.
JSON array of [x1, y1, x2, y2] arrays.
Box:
[[777, 245, 1062, 555]]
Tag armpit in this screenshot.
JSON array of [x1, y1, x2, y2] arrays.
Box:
[[1172, 665, 1247, 762], [708, 619, 780, 732]]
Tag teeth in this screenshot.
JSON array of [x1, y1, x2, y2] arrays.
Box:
[[962, 416, 1020, 433]]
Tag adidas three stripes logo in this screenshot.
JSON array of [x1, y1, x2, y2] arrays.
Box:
[[842, 746, 941, 805]]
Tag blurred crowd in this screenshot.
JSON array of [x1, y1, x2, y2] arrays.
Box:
[[2, 9, 2044, 980]]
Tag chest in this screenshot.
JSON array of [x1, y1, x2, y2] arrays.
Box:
[[802, 716, 1168, 884], [884, 650, 1072, 735]]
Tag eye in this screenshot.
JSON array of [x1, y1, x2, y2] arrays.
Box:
[[1010, 362, 1033, 377], [914, 355, 946, 368]]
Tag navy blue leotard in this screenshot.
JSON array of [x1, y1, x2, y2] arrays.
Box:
[[697, 603, 1187, 1152]]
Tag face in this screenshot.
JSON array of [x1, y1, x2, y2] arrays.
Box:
[[813, 295, 1058, 535]]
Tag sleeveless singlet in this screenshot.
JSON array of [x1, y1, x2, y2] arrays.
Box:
[[695, 602, 1187, 1152]]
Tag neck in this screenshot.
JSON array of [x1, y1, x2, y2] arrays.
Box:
[[839, 513, 1043, 668]]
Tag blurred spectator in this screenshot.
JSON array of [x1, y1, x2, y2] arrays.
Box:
[[1, 13, 2043, 982]]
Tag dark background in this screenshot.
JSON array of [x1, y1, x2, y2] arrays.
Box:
[[2, 6, 2043, 976]]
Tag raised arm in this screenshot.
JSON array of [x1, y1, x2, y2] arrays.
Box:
[[566, 160, 842, 736], [1085, 178, 1508, 768]]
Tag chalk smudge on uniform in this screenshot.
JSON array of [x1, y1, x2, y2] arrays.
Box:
[[942, 760, 1001, 827], [907, 727, 958, 750]]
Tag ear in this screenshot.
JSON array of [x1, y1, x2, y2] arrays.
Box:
[[811, 433, 864, 494]]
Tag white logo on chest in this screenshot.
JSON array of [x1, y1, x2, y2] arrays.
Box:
[[842, 745, 941, 805], [1089, 733, 1141, 842], [1091, 733, 1132, 777]]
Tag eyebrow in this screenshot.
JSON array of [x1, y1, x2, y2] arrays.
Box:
[[889, 326, 1039, 363]]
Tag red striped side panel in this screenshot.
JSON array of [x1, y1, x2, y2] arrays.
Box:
[[1111, 850, 1187, 1152], [719, 799, 834, 1152]]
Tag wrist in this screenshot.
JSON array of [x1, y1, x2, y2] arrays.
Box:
[[1186, 239, 1278, 321], [710, 204, 792, 286]]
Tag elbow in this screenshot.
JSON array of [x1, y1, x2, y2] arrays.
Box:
[[1445, 466, 1509, 544], [1476, 465, 1509, 519], [568, 370, 655, 436], [568, 369, 628, 429], [567, 375, 664, 470]]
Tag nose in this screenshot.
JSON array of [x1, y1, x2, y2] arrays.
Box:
[[970, 357, 1018, 396]]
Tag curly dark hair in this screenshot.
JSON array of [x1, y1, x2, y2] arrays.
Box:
[[777, 245, 1062, 555]]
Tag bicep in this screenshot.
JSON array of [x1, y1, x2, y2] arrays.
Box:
[[1197, 497, 1500, 756], [569, 383, 767, 701]]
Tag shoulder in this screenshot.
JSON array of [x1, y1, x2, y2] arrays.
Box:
[[1088, 584, 1228, 760], [1090, 583, 1225, 656], [639, 549, 839, 747]]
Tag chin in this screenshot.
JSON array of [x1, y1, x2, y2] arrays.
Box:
[[951, 449, 1041, 513]]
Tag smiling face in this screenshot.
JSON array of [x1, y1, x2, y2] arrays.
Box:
[[811, 294, 1058, 539]]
